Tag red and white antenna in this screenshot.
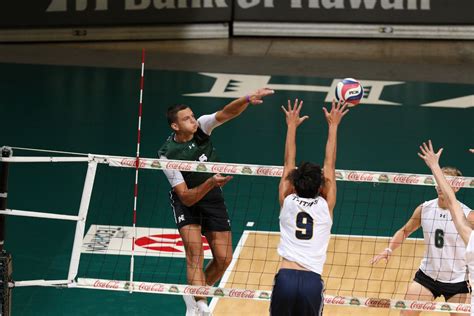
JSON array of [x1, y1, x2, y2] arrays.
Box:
[[130, 48, 145, 292]]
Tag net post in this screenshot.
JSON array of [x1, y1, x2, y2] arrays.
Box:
[[67, 158, 98, 282], [0, 146, 12, 251], [0, 147, 12, 316]]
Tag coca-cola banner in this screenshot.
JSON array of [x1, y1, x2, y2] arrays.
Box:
[[0, 0, 231, 27], [233, 0, 474, 24], [76, 278, 471, 312], [105, 156, 474, 189]]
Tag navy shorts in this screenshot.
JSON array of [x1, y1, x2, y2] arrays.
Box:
[[270, 269, 324, 316]]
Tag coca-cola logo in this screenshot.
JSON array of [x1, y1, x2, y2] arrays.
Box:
[[347, 172, 374, 182], [120, 158, 146, 168], [165, 161, 193, 172], [211, 165, 238, 174], [455, 304, 471, 312], [447, 177, 465, 188], [365, 298, 390, 308], [256, 167, 283, 177], [393, 175, 420, 184], [324, 296, 346, 305], [228, 289, 256, 299], [138, 282, 165, 293], [93, 280, 120, 289], [184, 286, 210, 296], [409, 301, 436, 311]]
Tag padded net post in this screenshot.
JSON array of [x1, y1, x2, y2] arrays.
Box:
[[0, 147, 12, 316], [0, 147, 12, 252], [0, 253, 12, 316]]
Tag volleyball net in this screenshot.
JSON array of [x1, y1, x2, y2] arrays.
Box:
[[1, 148, 473, 313]]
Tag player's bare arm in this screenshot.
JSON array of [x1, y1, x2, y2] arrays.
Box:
[[370, 205, 422, 264], [320, 99, 349, 215], [173, 174, 233, 207], [418, 140, 472, 245], [215, 87, 274, 123], [278, 99, 309, 206]]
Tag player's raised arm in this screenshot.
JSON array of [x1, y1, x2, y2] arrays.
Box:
[[214, 87, 274, 124], [418, 140, 472, 245], [320, 99, 348, 215], [278, 99, 308, 206]]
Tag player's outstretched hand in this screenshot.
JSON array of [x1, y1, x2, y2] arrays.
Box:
[[323, 99, 349, 126], [248, 88, 275, 105], [281, 99, 309, 128], [370, 249, 391, 265], [470, 149, 474, 154], [418, 140, 443, 170], [212, 174, 233, 187]]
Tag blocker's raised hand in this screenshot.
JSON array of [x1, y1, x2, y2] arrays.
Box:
[[281, 99, 309, 128], [323, 98, 349, 126]]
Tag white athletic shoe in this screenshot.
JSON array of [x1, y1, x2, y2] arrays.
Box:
[[183, 295, 198, 316], [196, 299, 212, 316]]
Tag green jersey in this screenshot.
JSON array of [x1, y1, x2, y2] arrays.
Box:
[[158, 127, 219, 189]]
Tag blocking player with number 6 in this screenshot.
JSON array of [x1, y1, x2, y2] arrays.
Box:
[[371, 165, 473, 315]]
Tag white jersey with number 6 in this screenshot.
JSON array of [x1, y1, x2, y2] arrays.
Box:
[[277, 194, 332, 275], [419, 198, 471, 282]]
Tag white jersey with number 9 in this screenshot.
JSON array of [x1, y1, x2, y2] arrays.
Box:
[[277, 193, 333, 275]]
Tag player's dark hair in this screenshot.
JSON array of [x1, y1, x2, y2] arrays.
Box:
[[287, 162, 323, 198], [167, 104, 189, 125]]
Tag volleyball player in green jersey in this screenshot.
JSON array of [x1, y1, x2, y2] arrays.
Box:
[[158, 88, 274, 316]]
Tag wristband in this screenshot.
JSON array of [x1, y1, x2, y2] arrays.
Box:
[[246, 95, 251, 103], [384, 247, 393, 254]]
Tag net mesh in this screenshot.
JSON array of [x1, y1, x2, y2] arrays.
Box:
[[3, 155, 474, 313]]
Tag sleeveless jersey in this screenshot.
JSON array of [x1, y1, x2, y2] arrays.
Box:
[[419, 198, 471, 282], [277, 194, 332, 275]]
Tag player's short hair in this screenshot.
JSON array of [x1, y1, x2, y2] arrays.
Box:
[[442, 166, 462, 177], [167, 104, 189, 125], [287, 162, 323, 198]]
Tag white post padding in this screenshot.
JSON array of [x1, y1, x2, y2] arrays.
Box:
[[67, 157, 98, 281]]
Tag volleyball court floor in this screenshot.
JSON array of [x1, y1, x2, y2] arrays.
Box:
[[210, 231, 451, 316], [1, 39, 473, 315]]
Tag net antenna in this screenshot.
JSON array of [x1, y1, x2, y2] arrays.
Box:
[[130, 48, 146, 293]]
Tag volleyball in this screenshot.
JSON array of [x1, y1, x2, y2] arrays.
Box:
[[335, 78, 364, 107]]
